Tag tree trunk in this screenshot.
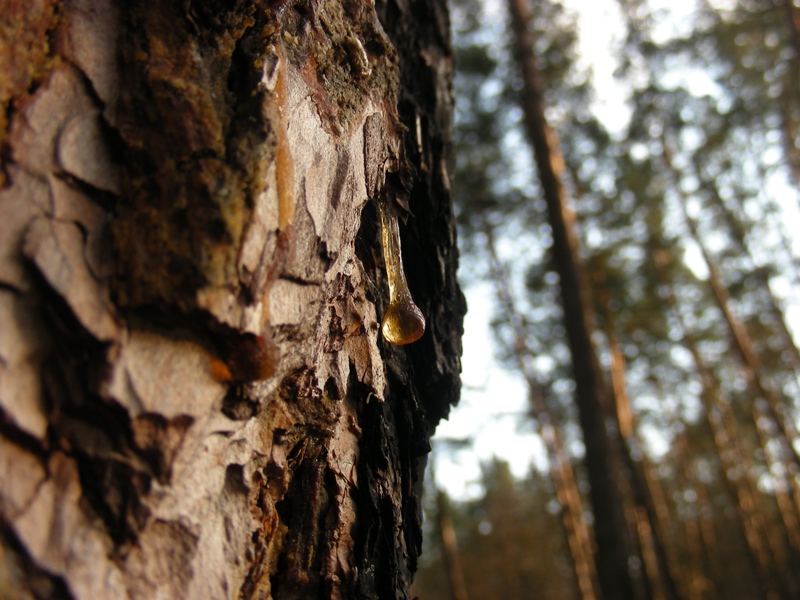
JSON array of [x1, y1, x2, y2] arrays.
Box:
[[664, 137, 800, 470], [651, 252, 782, 600], [595, 272, 683, 600], [433, 485, 469, 600], [703, 179, 800, 378], [483, 220, 600, 600], [505, 1, 639, 598], [0, 1, 464, 598]]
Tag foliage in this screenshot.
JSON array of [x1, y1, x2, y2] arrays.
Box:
[[422, 0, 800, 597], [414, 460, 579, 600]]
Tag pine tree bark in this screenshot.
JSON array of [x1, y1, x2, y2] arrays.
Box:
[[0, 1, 464, 598]]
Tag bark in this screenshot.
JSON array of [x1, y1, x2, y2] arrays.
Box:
[[0, 1, 464, 599], [505, 1, 639, 598]]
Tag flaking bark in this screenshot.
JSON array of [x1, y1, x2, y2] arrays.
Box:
[[0, 1, 463, 598]]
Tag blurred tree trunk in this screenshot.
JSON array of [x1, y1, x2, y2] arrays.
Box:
[[0, 1, 464, 598], [680, 477, 710, 600], [778, 0, 800, 186], [664, 135, 800, 597], [506, 1, 639, 598], [692, 224, 800, 465], [428, 453, 468, 600], [751, 401, 800, 582], [483, 221, 600, 600], [652, 252, 782, 600], [433, 485, 469, 600], [782, 0, 800, 71], [664, 138, 800, 470], [595, 271, 682, 600], [643, 441, 691, 600], [703, 180, 800, 377]]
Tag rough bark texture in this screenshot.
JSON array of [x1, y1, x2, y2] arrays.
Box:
[[0, 1, 463, 598]]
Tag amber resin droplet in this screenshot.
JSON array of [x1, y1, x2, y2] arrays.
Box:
[[378, 201, 426, 345]]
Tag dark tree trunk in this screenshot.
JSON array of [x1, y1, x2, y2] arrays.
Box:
[[596, 274, 683, 600], [0, 1, 464, 598], [505, 1, 639, 599]]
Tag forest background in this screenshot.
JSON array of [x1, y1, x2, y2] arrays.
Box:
[[413, 0, 800, 599]]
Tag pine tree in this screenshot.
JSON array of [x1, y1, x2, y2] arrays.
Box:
[[0, 1, 463, 597]]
